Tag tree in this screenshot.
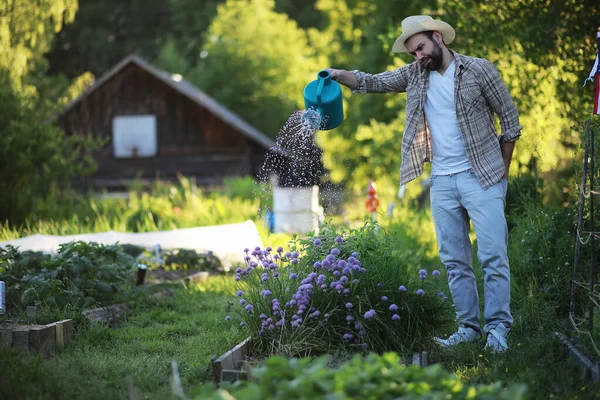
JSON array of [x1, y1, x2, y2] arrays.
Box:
[[185, 0, 327, 136], [0, 0, 101, 225]]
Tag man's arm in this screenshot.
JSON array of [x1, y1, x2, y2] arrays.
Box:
[[480, 60, 522, 179], [500, 141, 515, 180], [327, 69, 359, 90], [327, 66, 412, 94], [480, 60, 522, 144]]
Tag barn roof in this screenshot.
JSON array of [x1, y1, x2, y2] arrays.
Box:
[[60, 54, 275, 149]]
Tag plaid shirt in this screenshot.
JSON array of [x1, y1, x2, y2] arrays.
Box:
[[351, 51, 522, 190]]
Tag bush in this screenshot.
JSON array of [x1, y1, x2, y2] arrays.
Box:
[[226, 222, 452, 358], [195, 352, 527, 399]]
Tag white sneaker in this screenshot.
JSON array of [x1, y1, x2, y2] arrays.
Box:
[[484, 323, 510, 353], [434, 326, 482, 348]]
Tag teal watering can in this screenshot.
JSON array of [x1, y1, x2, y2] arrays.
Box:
[[303, 70, 344, 130]]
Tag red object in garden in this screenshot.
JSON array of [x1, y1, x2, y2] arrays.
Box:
[[365, 180, 380, 213]]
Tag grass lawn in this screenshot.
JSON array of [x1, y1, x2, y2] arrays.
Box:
[[2, 275, 600, 399], [0, 277, 244, 399]]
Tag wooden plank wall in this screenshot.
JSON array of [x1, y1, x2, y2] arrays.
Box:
[[58, 63, 268, 189]]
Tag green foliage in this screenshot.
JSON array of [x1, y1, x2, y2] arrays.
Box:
[[196, 352, 527, 399], [508, 202, 577, 318], [163, 249, 222, 272], [0, 0, 77, 92], [229, 222, 452, 358], [0, 69, 102, 225], [186, 0, 327, 136], [0, 242, 136, 311]]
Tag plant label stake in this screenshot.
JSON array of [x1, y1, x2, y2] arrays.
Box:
[[0, 281, 5, 315]]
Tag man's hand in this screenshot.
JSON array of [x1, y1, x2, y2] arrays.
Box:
[[326, 68, 359, 90]]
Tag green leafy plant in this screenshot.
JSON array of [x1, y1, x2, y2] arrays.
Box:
[[194, 352, 527, 399], [0, 241, 136, 312]]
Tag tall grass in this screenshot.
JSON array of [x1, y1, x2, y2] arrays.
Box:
[[0, 176, 279, 242]]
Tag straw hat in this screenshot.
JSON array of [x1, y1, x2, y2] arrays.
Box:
[[392, 15, 455, 53]]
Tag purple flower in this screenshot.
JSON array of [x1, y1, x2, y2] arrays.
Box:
[[353, 279, 360, 285], [291, 259, 298, 264], [285, 252, 292, 258], [398, 285, 407, 292], [352, 252, 359, 257], [277, 246, 284, 253], [377, 282, 382, 288], [361, 343, 368, 350], [313, 262, 322, 269], [449, 271, 456, 278], [243, 248, 249, 253], [343, 288, 350, 294], [259, 313, 267, 319], [236, 290, 244, 297], [437, 292, 445, 297], [273, 271, 280, 278], [239, 299, 247, 306], [261, 289, 272, 297], [289, 273, 298, 280], [225, 315, 231, 321], [392, 314, 400, 321], [389, 304, 398, 311], [381, 296, 388, 302], [345, 303, 353, 309], [245, 304, 254, 312], [335, 235, 344, 243], [292, 251, 299, 259], [364, 309, 376, 319], [346, 315, 355, 322], [343, 332, 354, 340], [313, 238, 322, 247], [324, 313, 330, 319], [416, 289, 425, 296], [419, 269, 427, 276], [266, 246, 272, 252], [235, 275, 241, 281], [432, 270, 441, 276], [240, 321, 246, 327], [331, 248, 340, 256]]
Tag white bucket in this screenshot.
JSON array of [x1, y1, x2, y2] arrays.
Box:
[[273, 186, 321, 234]]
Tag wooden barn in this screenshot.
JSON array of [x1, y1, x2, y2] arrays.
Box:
[[58, 54, 276, 190]]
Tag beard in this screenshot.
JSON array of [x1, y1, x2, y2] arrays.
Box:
[[419, 40, 443, 71]]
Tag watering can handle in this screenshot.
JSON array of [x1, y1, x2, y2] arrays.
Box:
[[316, 76, 325, 104]]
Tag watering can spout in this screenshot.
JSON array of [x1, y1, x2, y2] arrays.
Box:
[[303, 70, 344, 130]]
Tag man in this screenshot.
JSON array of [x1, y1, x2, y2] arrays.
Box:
[[327, 15, 522, 352]]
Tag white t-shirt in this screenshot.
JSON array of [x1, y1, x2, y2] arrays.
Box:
[[424, 60, 472, 175]]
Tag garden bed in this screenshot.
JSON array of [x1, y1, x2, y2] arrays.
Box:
[[82, 289, 175, 325], [555, 332, 600, 383], [0, 319, 74, 354], [210, 336, 430, 386]]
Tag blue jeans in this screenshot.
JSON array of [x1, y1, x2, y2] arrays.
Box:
[[430, 169, 512, 334]]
